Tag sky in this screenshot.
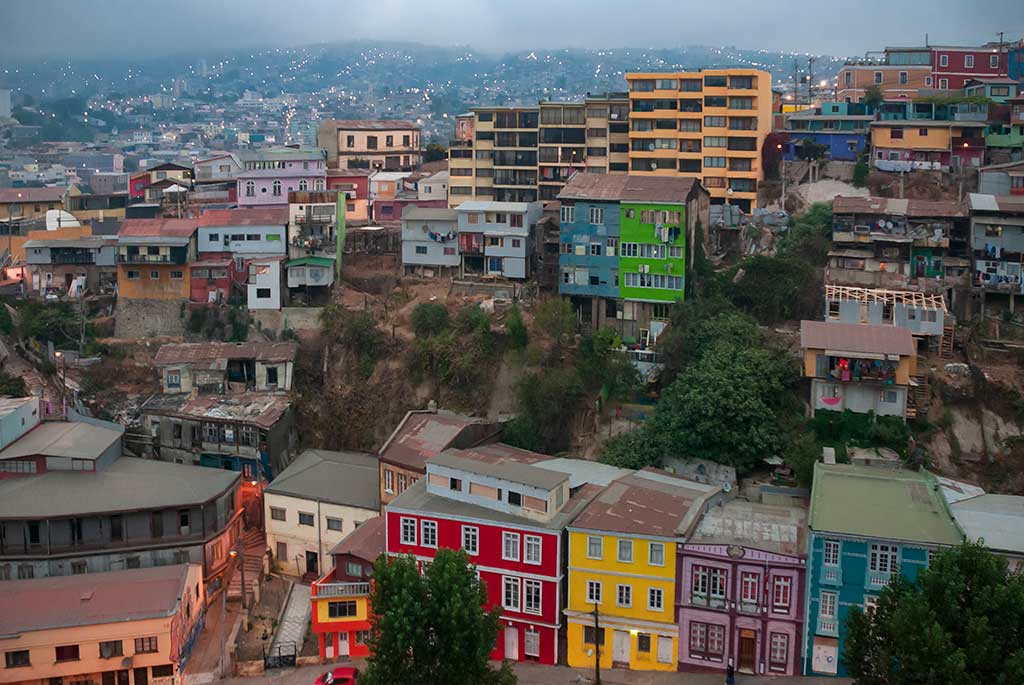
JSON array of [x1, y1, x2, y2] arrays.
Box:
[[1, 0, 1021, 60]]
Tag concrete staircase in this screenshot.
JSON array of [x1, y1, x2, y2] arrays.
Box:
[[227, 528, 265, 606]]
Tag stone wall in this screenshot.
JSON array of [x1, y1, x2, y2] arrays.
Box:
[[114, 298, 186, 338]]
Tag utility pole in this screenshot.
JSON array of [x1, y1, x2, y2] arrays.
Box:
[[807, 57, 816, 103], [592, 603, 602, 685], [791, 59, 800, 103]]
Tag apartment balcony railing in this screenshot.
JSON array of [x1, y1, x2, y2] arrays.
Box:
[[816, 618, 839, 637], [117, 254, 184, 265], [737, 601, 760, 615], [820, 566, 843, 587], [313, 581, 371, 598], [952, 136, 985, 150], [866, 570, 893, 589], [51, 253, 97, 265]]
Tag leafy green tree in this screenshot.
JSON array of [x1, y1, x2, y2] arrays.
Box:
[[423, 142, 447, 162], [852, 157, 869, 188], [506, 306, 528, 350], [503, 367, 584, 453], [575, 328, 639, 399], [453, 304, 490, 335], [0, 372, 29, 397], [844, 542, 1024, 684], [654, 296, 744, 384], [863, 84, 884, 109], [777, 202, 833, 265], [410, 302, 450, 338], [534, 298, 576, 360], [725, 255, 818, 324], [600, 429, 666, 470], [362, 550, 517, 685]]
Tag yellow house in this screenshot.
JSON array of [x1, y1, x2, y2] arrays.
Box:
[[869, 120, 987, 170], [565, 469, 723, 672]]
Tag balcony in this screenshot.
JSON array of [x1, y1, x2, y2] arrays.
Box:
[[118, 253, 180, 265], [866, 570, 893, 589], [51, 252, 97, 265], [738, 601, 760, 615], [816, 617, 839, 637], [820, 566, 842, 587], [313, 581, 371, 598]]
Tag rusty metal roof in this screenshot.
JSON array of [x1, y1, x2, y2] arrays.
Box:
[[153, 341, 298, 366], [378, 410, 495, 471], [142, 392, 291, 429], [329, 515, 386, 560], [832, 195, 965, 218], [197, 207, 289, 226], [325, 119, 419, 131], [118, 218, 201, 237], [558, 173, 700, 204], [800, 320, 916, 356]]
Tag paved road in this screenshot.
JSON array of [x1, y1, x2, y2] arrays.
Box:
[[226, 662, 852, 685]]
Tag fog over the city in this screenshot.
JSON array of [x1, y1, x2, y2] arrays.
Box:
[[1, 0, 1020, 60]]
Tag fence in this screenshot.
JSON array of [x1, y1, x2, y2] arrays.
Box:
[[263, 642, 296, 670]]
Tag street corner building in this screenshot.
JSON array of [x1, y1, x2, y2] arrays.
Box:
[[0, 563, 206, 685]]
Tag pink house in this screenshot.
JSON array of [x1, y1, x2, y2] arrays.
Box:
[[677, 494, 808, 677], [237, 147, 327, 208]]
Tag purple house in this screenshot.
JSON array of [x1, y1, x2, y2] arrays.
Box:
[[677, 492, 808, 677], [237, 147, 327, 208]]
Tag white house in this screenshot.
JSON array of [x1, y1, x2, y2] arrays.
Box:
[[264, 449, 381, 577], [0, 396, 40, 453], [247, 256, 286, 310], [455, 200, 544, 279], [193, 153, 243, 182], [400, 207, 460, 276], [418, 170, 448, 201]]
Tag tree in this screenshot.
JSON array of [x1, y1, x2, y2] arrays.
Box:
[[362, 550, 517, 685], [843, 542, 1024, 684], [852, 156, 869, 188], [575, 328, 639, 400], [533, 298, 576, 360], [506, 306, 528, 350], [423, 142, 447, 162], [725, 255, 818, 324], [503, 367, 584, 453], [863, 84, 884, 109], [410, 302, 450, 338]]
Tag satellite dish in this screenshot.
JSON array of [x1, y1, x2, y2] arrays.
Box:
[[722, 481, 733, 493], [45, 210, 81, 231], [650, 161, 658, 170]]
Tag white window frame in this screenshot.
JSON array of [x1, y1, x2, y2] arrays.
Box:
[[400, 517, 417, 545], [502, 532, 521, 562], [772, 576, 792, 612], [384, 469, 394, 494], [709, 568, 727, 600], [990, 54, 999, 68], [965, 54, 974, 69], [502, 576, 521, 611], [864, 595, 879, 615], [741, 572, 759, 604], [648, 587, 664, 611], [586, 535, 603, 560], [869, 543, 898, 574], [820, 591, 837, 619], [586, 580, 602, 604], [462, 525, 479, 555], [524, 579, 542, 615], [589, 206, 604, 225], [524, 627, 541, 657], [648, 542, 665, 566], [616, 583, 632, 608], [939, 54, 949, 67], [560, 205, 575, 224], [617, 539, 633, 563], [524, 535, 542, 565], [421, 520, 438, 548], [823, 539, 840, 566]]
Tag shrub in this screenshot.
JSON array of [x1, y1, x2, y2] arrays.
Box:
[[506, 306, 528, 350], [410, 302, 450, 338]]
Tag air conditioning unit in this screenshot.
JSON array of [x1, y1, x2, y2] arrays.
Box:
[[853, 225, 871, 235]]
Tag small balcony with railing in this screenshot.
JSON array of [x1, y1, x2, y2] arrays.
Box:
[[816, 617, 839, 637], [118, 246, 189, 265], [865, 569, 894, 590], [50, 249, 97, 265], [819, 565, 843, 587]]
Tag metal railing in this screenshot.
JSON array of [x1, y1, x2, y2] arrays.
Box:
[[314, 581, 370, 598]]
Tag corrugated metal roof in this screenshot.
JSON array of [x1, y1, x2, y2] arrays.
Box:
[[951, 494, 1024, 554], [429, 450, 566, 490], [832, 195, 965, 218], [154, 341, 298, 365], [197, 207, 288, 226], [800, 320, 916, 356], [118, 218, 200, 238], [968, 193, 1024, 213], [329, 515, 386, 559], [266, 449, 380, 510], [558, 173, 699, 204], [378, 411, 491, 471], [0, 187, 67, 203], [402, 207, 458, 222], [0, 422, 122, 461], [456, 200, 532, 213]]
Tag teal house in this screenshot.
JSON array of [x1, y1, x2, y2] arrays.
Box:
[[557, 173, 708, 344], [802, 463, 963, 677]]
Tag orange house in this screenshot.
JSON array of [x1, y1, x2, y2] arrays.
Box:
[[117, 219, 199, 300], [310, 516, 384, 661], [0, 564, 206, 685]]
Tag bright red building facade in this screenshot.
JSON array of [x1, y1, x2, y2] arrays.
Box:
[[930, 46, 1007, 90]]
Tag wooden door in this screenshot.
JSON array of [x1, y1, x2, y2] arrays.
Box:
[[612, 630, 630, 665], [504, 626, 518, 660], [738, 630, 757, 673]]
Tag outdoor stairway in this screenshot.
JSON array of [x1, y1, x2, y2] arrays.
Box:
[[940, 320, 956, 358], [907, 373, 930, 420], [227, 528, 265, 605]]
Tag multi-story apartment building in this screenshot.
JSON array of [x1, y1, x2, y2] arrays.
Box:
[[116, 219, 199, 301], [625, 69, 772, 212], [928, 44, 1009, 90], [400, 207, 460, 276], [448, 98, 629, 207], [836, 59, 932, 102], [800, 320, 918, 420], [385, 450, 601, 665], [455, 200, 544, 279], [565, 469, 722, 672], [678, 493, 807, 677], [0, 564, 206, 685], [968, 192, 1024, 296], [871, 103, 987, 172], [23, 235, 118, 298], [780, 102, 874, 162], [288, 191, 342, 259], [557, 173, 709, 343], [317, 120, 422, 171], [236, 147, 326, 208], [802, 463, 962, 677]]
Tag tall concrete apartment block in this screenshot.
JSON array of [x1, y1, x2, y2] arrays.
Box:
[[625, 69, 772, 212], [447, 93, 629, 207]]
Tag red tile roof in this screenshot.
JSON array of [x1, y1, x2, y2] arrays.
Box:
[[197, 207, 289, 226], [118, 218, 200, 237], [800, 320, 916, 356]]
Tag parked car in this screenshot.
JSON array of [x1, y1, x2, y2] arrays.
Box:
[[314, 667, 357, 685]]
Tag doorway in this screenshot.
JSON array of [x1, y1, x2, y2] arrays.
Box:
[[612, 630, 630, 666], [738, 629, 757, 673], [305, 550, 319, 575], [504, 626, 518, 660], [338, 631, 349, 657], [133, 668, 148, 685]]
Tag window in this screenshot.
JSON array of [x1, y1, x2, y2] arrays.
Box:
[[151, 666, 173, 679], [560, 205, 575, 223], [502, 532, 520, 561], [276, 541, 287, 560], [126, 270, 140, 280], [648, 587, 664, 611], [741, 572, 759, 604], [150, 271, 160, 280], [511, 238, 521, 248], [918, 127, 929, 137], [823, 539, 840, 566], [328, 600, 358, 618], [870, 543, 898, 573], [586, 580, 602, 604], [589, 242, 602, 256], [703, 116, 726, 128], [5, 650, 30, 668], [524, 579, 542, 614], [890, 128, 904, 139], [134, 637, 158, 654], [668, 246, 683, 259], [772, 576, 792, 612], [421, 520, 438, 548], [443, 247, 456, 256], [256, 288, 271, 299], [166, 369, 181, 388], [524, 627, 541, 657], [864, 595, 879, 615], [940, 54, 949, 67], [524, 535, 542, 565], [648, 542, 665, 566], [704, 156, 726, 168], [400, 517, 417, 545], [637, 633, 652, 654], [170, 270, 183, 280], [295, 512, 313, 527], [769, 633, 789, 671], [819, 591, 837, 619], [71, 560, 87, 575], [583, 626, 605, 645], [704, 136, 727, 148], [873, 71, 883, 84], [616, 584, 632, 607], [990, 54, 999, 68], [589, 206, 604, 224], [397, 473, 407, 492], [327, 517, 343, 532], [965, 55, 974, 69], [502, 576, 520, 610], [899, 71, 908, 85], [617, 539, 633, 563], [510, 214, 523, 228], [270, 507, 286, 522], [272, 180, 281, 196], [689, 622, 724, 658], [384, 469, 394, 493], [939, 78, 948, 89], [587, 535, 603, 559], [415, 245, 428, 255], [55, 645, 80, 662]]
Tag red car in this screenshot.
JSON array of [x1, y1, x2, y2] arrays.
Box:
[[314, 667, 357, 685]]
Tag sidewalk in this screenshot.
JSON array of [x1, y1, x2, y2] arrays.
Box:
[[269, 583, 311, 655]]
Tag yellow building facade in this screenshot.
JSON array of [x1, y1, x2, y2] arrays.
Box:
[[625, 69, 772, 212], [565, 529, 680, 671]]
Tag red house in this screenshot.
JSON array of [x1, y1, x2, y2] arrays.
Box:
[[930, 45, 1008, 90], [385, 447, 600, 665], [129, 170, 151, 200], [189, 258, 236, 303], [327, 169, 371, 198]]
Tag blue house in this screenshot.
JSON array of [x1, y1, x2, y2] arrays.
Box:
[[802, 463, 963, 677], [782, 102, 874, 161]]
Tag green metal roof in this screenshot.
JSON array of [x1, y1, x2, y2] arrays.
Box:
[[286, 256, 334, 268], [809, 463, 963, 545]]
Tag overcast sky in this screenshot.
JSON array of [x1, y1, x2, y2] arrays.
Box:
[[1, 0, 1021, 60]]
